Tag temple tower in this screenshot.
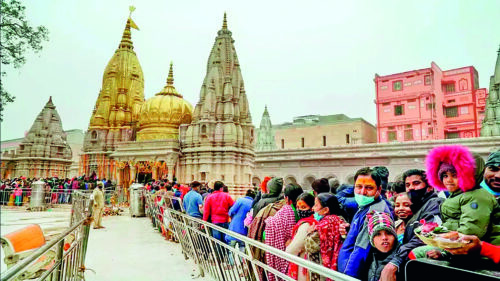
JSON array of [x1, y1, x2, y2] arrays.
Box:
[[14, 97, 72, 178], [256, 106, 277, 151], [179, 13, 255, 195], [81, 9, 144, 179], [481, 45, 500, 136]]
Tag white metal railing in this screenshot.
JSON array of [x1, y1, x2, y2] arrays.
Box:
[[1, 194, 94, 281], [145, 193, 359, 281]]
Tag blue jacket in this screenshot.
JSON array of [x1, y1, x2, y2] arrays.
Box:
[[337, 197, 392, 279], [225, 196, 253, 243]]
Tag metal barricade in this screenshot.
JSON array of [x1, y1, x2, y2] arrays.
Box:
[[1, 193, 93, 281], [144, 193, 358, 281]]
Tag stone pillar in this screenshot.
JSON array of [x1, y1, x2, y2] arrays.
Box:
[[130, 166, 136, 184], [167, 165, 174, 182]]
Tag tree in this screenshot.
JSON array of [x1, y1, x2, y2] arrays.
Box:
[[0, 0, 49, 121]]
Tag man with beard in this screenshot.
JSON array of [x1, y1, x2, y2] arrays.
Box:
[[482, 151, 500, 202], [380, 169, 443, 281]]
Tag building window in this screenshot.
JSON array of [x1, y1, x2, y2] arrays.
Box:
[[460, 106, 469, 115], [387, 131, 397, 142], [393, 80, 402, 91], [445, 106, 458, 118], [281, 139, 284, 149], [346, 134, 350, 144], [382, 102, 390, 106], [323, 136, 326, 147], [446, 132, 459, 139], [425, 75, 431, 85], [428, 127, 433, 135], [443, 83, 455, 93], [426, 103, 435, 110], [404, 128, 413, 141], [301, 137, 305, 148], [394, 105, 404, 116]]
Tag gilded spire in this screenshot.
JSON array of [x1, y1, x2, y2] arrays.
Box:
[[119, 7, 139, 50], [157, 62, 182, 97], [167, 62, 174, 86], [222, 12, 228, 30]]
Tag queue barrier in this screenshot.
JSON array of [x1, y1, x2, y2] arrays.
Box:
[[145, 193, 359, 281], [1, 192, 94, 281]]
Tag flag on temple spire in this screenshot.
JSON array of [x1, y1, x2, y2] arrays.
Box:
[[129, 6, 139, 30]]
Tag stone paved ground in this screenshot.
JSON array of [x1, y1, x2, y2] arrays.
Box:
[[1, 207, 209, 281]]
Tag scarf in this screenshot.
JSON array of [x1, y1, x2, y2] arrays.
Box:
[[316, 215, 344, 272], [265, 204, 297, 281], [288, 216, 317, 280]]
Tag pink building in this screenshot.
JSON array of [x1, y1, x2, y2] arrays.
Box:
[[375, 62, 488, 143]]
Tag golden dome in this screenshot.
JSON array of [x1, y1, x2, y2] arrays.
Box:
[[137, 63, 193, 141]]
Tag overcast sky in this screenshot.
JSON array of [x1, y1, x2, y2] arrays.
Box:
[[2, 0, 499, 141]]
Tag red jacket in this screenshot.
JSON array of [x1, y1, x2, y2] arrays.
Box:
[[203, 191, 234, 224], [481, 241, 500, 263]]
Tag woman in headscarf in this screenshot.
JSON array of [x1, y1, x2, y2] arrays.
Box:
[[305, 193, 347, 281], [265, 183, 303, 281], [286, 192, 316, 281]]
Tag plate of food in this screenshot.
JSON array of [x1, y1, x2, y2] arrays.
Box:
[[414, 219, 467, 249]]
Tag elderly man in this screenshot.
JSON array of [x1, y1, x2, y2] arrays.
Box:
[[482, 151, 500, 201], [337, 167, 392, 279], [92, 182, 105, 229]]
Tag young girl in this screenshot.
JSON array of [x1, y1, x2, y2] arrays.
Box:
[[426, 145, 500, 245], [393, 193, 413, 244], [286, 193, 316, 281]]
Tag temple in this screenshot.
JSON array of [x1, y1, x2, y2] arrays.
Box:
[[1, 97, 72, 178], [78, 11, 253, 194], [255, 106, 277, 151], [179, 13, 255, 195], [481, 46, 500, 136]]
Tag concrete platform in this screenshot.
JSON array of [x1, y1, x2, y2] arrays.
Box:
[[1, 207, 210, 281], [83, 210, 209, 281]]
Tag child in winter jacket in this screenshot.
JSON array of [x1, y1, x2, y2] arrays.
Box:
[[412, 145, 500, 259], [425, 145, 500, 245]]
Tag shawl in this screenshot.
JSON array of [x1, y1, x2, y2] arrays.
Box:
[[288, 216, 317, 280], [265, 204, 297, 281], [316, 215, 344, 272]]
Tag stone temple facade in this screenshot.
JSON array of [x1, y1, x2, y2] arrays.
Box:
[[481, 46, 500, 136], [80, 12, 254, 194], [179, 14, 255, 194], [1, 97, 72, 178]]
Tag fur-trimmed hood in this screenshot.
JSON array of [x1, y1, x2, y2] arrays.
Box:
[[425, 145, 476, 192]]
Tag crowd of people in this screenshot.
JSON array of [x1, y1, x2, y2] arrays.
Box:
[[0, 172, 115, 206], [150, 145, 500, 281]]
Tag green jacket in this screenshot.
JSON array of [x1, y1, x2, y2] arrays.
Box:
[[441, 187, 500, 245]]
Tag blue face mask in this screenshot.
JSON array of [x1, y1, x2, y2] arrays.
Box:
[[313, 212, 324, 221], [354, 193, 376, 207]]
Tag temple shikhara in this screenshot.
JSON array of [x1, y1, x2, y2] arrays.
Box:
[[79, 12, 255, 195], [1, 97, 73, 178]]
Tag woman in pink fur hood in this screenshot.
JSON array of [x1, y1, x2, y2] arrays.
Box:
[[425, 145, 500, 245]]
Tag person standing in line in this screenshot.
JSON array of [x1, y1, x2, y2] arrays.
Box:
[[92, 182, 105, 229], [203, 181, 234, 242], [183, 181, 204, 218]]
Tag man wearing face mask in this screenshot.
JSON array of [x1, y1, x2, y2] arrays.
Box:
[[379, 169, 443, 281], [337, 167, 392, 279]]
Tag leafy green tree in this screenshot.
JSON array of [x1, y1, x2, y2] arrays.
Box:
[[0, 0, 49, 121]]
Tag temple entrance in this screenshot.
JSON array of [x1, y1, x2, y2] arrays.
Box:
[[137, 172, 152, 184]]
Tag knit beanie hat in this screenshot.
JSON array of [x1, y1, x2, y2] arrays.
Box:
[[486, 151, 500, 167], [438, 162, 457, 181], [367, 210, 397, 246]]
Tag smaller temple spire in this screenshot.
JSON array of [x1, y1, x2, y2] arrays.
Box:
[[156, 62, 182, 98], [222, 12, 228, 30], [167, 61, 174, 86], [45, 96, 55, 109]]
